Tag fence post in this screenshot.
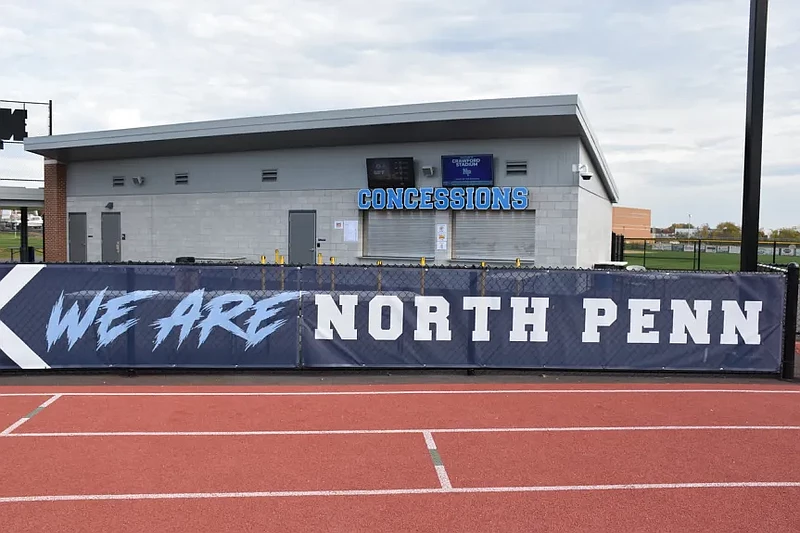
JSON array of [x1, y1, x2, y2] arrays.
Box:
[[377, 260, 382, 292], [279, 255, 285, 291], [329, 257, 335, 292], [782, 263, 799, 380], [260, 255, 266, 291], [420, 257, 426, 295], [773, 241, 777, 264], [480, 261, 486, 297], [696, 239, 702, 271], [642, 240, 647, 269]]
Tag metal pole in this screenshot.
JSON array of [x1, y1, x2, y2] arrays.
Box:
[[48, 100, 53, 135], [19, 207, 29, 263], [740, 0, 769, 272], [781, 263, 799, 380]]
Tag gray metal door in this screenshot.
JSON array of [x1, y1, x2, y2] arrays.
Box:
[[288, 211, 316, 264], [68, 212, 87, 262], [101, 212, 122, 262]]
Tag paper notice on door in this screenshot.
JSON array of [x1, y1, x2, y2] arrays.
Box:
[[343, 220, 359, 242]]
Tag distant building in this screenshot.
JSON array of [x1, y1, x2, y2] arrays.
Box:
[[612, 206, 652, 239]]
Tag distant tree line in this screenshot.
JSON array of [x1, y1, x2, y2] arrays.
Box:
[[656, 222, 800, 242]]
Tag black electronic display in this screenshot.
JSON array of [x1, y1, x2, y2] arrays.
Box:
[[365, 157, 416, 189]]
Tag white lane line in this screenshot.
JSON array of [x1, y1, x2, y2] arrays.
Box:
[[422, 431, 452, 490], [0, 419, 29, 436], [0, 388, 799, 398], [10, 425, 800, 438], [1, 481, 799, 504], [0, 394, 62, 436]]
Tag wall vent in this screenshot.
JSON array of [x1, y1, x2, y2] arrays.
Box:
[[112, 176, 125, 187], [261, 169, 278, 181], [174, 173, 189, 185], [505, 160, 528, 175]]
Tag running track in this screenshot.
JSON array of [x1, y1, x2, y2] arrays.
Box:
[[1, 382, 800, 532]]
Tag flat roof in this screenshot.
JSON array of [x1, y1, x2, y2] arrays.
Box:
[[0, 186, 44, 209], [24, 95, 619, 202]]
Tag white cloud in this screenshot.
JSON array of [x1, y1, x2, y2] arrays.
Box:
[[1, 0, 798, 229]]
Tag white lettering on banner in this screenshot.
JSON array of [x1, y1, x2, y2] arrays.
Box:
[[509, 298, 549, 342], [670, 300, 712, 345], [720, 301, 762, 345], [581, 299, 617, 343], [314, 294, 358, 340], [313, 295, 768, 346], [414, 296, 452, 342], [627, 299, 661, 344], [368, 295, 404, 341], [463, 297, 501, 342]]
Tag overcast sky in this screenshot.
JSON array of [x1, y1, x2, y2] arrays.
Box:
[[1, 0, 797, 229]]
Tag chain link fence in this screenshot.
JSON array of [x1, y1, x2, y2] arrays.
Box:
[[0, 261, 793, 373]]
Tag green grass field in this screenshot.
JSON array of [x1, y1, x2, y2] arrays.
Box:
[[624, 249, 798, 271], [0, 231, 44, 261]]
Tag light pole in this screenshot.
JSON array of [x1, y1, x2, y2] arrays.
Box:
[[740, 0, 769, 271]]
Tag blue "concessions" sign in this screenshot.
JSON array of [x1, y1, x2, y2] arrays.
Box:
[[441, 154, 494, 187], [357, 186, 529, 210]]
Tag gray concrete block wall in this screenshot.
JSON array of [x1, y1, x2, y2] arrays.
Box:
[[65, 137, 613, 267], [68, 184, 584, 267], [67, 190, 364, 264]]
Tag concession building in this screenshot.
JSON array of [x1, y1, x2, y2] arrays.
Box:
[[24, 95, 620, 267]]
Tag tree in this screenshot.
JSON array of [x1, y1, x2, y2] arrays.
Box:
[[771, 227, 800, 242], [713, 222, 741, 239]]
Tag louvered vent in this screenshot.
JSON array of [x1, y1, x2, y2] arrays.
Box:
[[505, 160, 528, 175], [261, 169, 278, 181], [112, 176, 125, 187], [175, 173, 189, 185]]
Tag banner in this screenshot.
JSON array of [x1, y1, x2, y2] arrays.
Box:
[[0, 264, 787, 372], [0, 264, 301, 369], [299, 266, 786, 372]]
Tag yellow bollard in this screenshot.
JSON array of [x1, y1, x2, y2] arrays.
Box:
[[317, 253, 323, 265], [515, 258, 521, 268], [274, 249, 280, 263], [329, 257, 336, 292]]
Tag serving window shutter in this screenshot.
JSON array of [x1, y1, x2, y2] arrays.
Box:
[[364, 210, 436, 258], [453, 210, 536, 260]]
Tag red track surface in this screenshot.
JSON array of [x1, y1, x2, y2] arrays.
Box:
[[1, 382, 800, 532]]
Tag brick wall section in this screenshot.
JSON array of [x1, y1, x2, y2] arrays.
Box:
[[612, 206, 652, 239], [43, 160, 67, 262]]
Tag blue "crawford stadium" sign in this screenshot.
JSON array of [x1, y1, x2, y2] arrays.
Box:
[[357, 186, 529, 210]]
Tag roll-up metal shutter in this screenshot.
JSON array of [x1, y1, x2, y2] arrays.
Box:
[[364, 210, 436, 258], [453, 210, 536, 260]]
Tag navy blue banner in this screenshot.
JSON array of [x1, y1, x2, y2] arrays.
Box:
[[299, 266, 786, 372], [0, 264, 787, 372], [0, 264, 301, 369]]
